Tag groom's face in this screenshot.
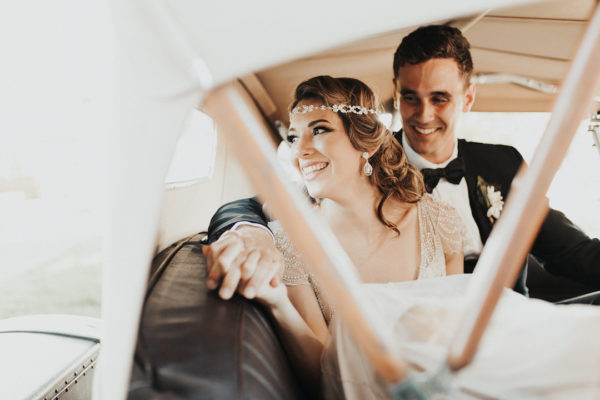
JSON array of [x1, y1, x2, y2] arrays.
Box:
[[394, 58, 475, 164]]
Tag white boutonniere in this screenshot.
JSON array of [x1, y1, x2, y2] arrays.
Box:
[[486, 186, 504, 220], [477, 176, 504, 223]]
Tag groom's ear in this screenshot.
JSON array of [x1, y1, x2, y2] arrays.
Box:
[[393, 91, 400, 110], [462, 83, 476, 112], [392, 79, 400, 110]]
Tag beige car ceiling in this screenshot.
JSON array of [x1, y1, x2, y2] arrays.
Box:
[[241, 0, 598, 128]]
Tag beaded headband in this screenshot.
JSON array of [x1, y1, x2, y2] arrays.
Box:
[[289, 104, 377, 119]]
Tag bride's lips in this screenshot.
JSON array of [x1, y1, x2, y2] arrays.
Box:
[[299, 161, 329, 181]]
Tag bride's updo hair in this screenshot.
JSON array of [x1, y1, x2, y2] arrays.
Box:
[[290, 75, 425, 233]]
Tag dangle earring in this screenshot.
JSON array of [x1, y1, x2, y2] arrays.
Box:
[[362, 152, 373, 176]]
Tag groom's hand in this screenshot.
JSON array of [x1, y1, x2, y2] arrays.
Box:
[[202, 226, 283, 300]]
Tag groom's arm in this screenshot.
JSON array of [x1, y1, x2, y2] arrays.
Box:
[[204, 197, 282, 300], [532, 208, 600, 288], [207, 197, 269, 243]]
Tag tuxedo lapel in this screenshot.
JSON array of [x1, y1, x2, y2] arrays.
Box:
[[457, 140, 494, 242]]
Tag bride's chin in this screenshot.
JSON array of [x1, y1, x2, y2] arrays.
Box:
[[305, 186, 323, 200], [306, 189, 320, 199]]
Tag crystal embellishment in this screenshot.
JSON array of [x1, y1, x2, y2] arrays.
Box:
[[362, 152, 373, 176], [289, 103, 377, 119]]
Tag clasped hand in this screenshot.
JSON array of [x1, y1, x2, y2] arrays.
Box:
[[202, 226, 286, 307]]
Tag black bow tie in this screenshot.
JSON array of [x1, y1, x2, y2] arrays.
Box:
[[421, 157, 466, 193]]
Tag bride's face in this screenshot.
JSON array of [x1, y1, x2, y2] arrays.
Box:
[[287, 100, 365, 200]]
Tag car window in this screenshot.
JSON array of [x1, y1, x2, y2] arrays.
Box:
[[165, 109, 218, 188]]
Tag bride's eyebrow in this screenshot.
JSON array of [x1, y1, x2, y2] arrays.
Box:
[[308, 119, 330, 127]]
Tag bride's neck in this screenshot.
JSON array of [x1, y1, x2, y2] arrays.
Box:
[[317, 186, 391, 239]]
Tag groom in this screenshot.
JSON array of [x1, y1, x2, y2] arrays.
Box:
[[203, 25, 600, 299]]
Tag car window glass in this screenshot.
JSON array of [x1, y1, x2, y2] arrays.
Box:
[[165, 109, 217, 188]]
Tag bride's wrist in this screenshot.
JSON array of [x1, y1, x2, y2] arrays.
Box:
[[267, 296, 293, 318]]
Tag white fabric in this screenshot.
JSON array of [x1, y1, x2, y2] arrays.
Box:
[[402, 135, 484, 256], [321, 274, 600, 399], [230, 221, 275, 242]]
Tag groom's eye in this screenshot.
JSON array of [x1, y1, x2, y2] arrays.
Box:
[[401, 94, 418, 104]]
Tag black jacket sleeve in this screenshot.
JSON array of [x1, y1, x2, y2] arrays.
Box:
[[532, 208, 600, 288], [207, 197, 269, 244]]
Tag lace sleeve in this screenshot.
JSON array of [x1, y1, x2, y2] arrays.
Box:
[[434, 200, 466, 255], [268, 221, 335, 323], [268, 221, 310, 286]]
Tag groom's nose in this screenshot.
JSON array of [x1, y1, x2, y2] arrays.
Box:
[[415, 100, 435, 123]]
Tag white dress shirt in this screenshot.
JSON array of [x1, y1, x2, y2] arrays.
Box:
[[402, 135, 483, 256]]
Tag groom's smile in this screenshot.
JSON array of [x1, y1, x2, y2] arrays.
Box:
[[413, 126, 439, 135]]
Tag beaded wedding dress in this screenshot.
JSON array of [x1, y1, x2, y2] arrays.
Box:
[[270, 194, 464, 325], [268, 195, 600, 399]]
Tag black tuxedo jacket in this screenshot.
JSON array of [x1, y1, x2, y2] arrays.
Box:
[[456, 138, 600, 287], [207, 133, 600, 293], [457, 139, 520, 246]]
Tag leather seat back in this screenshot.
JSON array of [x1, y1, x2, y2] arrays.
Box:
[[129, 234, 305, 399]]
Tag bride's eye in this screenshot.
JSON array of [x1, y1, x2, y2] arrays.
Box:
[[313, 126, 331, 135], [286, 134, 298, 144]]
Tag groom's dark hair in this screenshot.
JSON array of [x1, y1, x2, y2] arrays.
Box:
[[393, 25, 473, 86]]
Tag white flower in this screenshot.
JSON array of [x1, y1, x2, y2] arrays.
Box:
[[486, 186, 504, 220]]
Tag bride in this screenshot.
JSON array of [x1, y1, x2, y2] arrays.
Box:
[[250, 75, 465, 397]]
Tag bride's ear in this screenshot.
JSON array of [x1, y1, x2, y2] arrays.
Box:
[[366, 145, 381, 159]]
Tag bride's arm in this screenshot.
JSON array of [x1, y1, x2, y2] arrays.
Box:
[[445, 251, 464, 275], [254, 280, 327, 395], [287, 285, 329, 341], [436, 200, 466, 275]]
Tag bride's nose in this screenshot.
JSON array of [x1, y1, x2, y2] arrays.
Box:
[[294, 134, 315, 157]]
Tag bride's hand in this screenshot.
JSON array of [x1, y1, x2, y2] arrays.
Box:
[[242, 274, 288, 310]]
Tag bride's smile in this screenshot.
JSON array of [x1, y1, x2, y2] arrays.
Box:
[[299, 161, 328, 181]]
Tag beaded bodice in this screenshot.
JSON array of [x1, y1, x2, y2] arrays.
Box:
[[269, 194, 464, 324]]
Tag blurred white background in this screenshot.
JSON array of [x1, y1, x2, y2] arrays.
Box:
[[0, 1, 113, 317], [0, 1, 598, 319]]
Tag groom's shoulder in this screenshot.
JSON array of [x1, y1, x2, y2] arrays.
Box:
[[459, 138, 517, 153], [458, 138, 523, 164]]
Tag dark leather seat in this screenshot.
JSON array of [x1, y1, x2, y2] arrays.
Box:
[[128, 234, 306, 399]]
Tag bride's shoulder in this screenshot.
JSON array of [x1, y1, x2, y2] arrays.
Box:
[[418, 194, 464, 229], [418, 194, 465, 252], [418, 193, 457, 216]]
